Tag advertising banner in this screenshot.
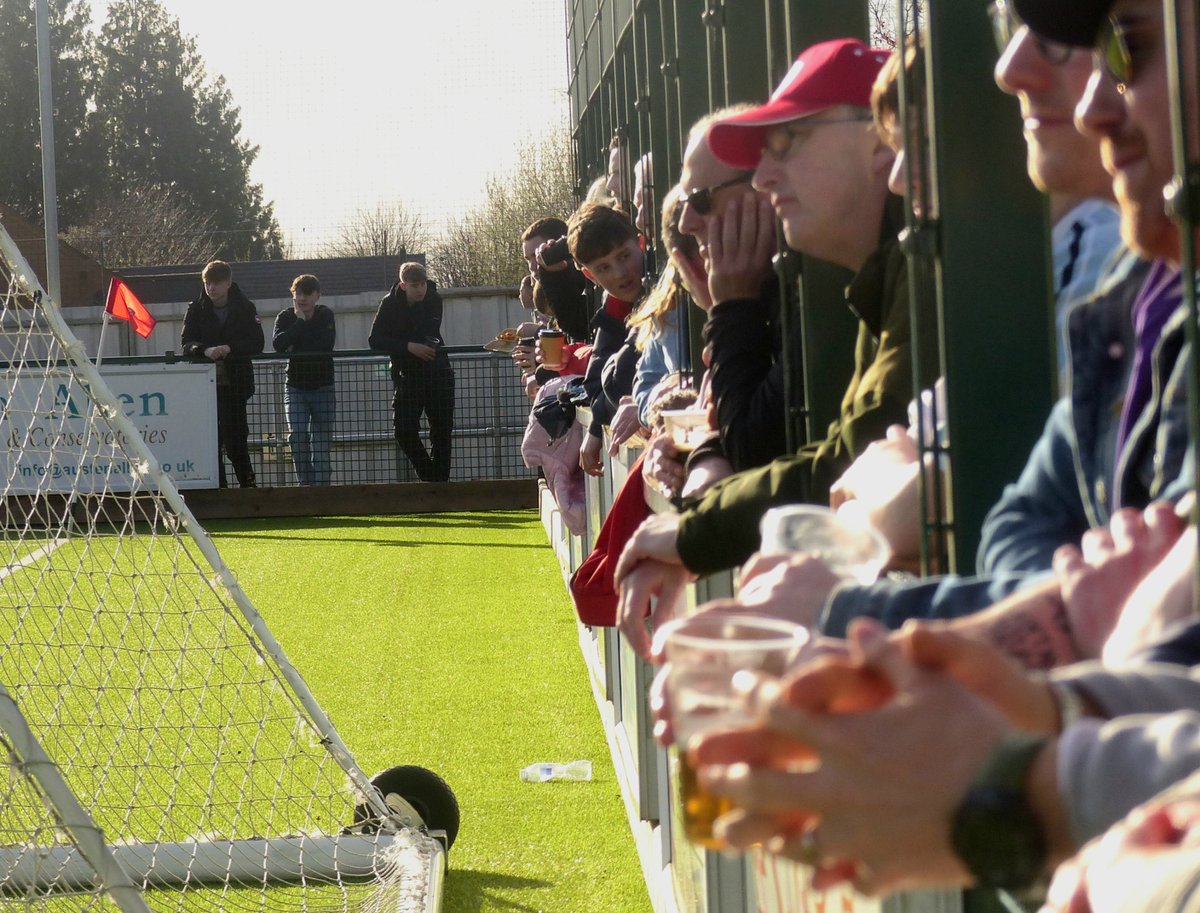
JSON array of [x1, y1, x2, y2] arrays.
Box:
[[1, 363, 219, 492]]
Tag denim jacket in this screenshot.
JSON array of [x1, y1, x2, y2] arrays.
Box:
[[820, 253, 1192, 637]]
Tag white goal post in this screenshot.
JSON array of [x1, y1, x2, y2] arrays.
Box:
[[0, 219, 445, 912]]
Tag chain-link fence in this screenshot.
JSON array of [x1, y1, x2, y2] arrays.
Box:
[[101, 347, 534, 488]]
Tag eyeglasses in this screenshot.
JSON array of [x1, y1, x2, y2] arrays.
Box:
[[987, 0, 1073, 64], [760, 116, 873, 162], [679, 174, 752, 215], [1096, 15, 1133, 92]]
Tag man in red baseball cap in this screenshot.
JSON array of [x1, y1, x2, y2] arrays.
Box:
[[614, 38, 941, 655], [708, 38, 894, 266]]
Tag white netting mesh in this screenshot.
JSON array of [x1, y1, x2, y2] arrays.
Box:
[[0, 224, 438, 911]]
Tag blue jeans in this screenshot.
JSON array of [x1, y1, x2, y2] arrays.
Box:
[[285, 384, 335, 485]]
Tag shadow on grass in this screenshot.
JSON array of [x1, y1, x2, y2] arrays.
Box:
[[205, 512, 536, 534], [207, 532, 548, 549], [442, 868, 554, 913]]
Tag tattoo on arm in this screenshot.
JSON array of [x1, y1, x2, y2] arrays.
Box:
[[986, 594, 1078, 670]]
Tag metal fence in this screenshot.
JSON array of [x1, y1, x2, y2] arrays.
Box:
[[143, 347, 534, 488]]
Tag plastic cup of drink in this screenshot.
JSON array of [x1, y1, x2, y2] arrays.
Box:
[[758, 504, 889, 584], [660, 408, 709, 453], [538, 328, 566, 369], [660, 613, 809, 849]]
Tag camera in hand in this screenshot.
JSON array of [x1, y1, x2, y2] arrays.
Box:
[[539, 236, 572, 267]]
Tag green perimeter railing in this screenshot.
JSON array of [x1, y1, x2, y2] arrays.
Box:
[[564, 0, 1055, 569]]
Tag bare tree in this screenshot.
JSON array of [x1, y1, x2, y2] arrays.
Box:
[[430, 127, 575, 288], [868, 0, 925, 48], [326, 202, 430, 259], [64, 181, 218, 268]]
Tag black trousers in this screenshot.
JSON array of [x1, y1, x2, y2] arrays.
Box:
[[216, 391, 255, 487], [393, 370, 455, 482]]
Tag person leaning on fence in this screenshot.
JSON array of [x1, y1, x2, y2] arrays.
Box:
[[613, 38, 943, 656], [369, 261, 455, 483], [181, 259, 264, 489], [566, 202, 647, 477], [272, 274, 336, 486], [826, 25, 1129, 568], [678, 104, 790, 475], [521, 217, 591, 345]]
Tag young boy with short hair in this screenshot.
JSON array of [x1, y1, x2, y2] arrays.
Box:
[[272, 274, 336, 486], [566, 203, 646, 475], [181, 259, 264, 488]]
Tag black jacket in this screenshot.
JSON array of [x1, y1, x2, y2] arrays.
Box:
[[582, 293, 634, 437], [703, 273, 788, 471], [368, 281, 451, 382], [536, 264, 592, 343], [273, 304, 336, 389], [599, 327, 641, 423], [180, 282, 264, 398]]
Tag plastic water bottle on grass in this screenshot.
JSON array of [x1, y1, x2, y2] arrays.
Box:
[[519, 760, 592, 782]]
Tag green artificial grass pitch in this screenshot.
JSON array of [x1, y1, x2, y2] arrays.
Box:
[[207, 510, 652, 913]]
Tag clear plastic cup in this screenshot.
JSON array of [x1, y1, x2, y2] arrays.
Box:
[[660, 408, 709, 452], [758, 504, 889, 584], [660, 613, 808, 849]]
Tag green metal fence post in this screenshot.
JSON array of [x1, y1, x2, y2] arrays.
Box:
[[927, 0, 1054, 567]]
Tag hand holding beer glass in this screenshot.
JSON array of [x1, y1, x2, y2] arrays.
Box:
[[658, 613, 808, 849]]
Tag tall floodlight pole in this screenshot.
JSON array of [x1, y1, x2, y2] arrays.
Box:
[[35, 0, 63, 308]]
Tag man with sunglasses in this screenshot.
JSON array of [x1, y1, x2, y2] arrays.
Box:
[[615, 39, 942, 655], [675, 106, 789, 476], [635, 105, 791, 505]]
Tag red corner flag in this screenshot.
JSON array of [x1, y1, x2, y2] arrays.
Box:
[[104, 276, 156, 338]]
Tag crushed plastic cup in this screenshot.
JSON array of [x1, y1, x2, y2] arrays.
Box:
[[758, 504, 889, 584]]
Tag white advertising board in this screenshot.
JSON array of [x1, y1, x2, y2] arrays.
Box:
[[1, 363, 219, 492]]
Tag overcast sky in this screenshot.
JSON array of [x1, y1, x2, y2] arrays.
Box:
[[84, 0, 570, 254]]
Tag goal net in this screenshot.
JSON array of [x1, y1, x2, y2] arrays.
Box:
[[0, 224, 444, 912]]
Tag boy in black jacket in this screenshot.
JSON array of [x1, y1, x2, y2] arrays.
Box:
[[369, 262, 455, 482], [273, 274, 336, 486], [566, 203, 646, 476], [181, 259, 264, 488]]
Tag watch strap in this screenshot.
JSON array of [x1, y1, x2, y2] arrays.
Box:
[[951, 732, 1050, 891]]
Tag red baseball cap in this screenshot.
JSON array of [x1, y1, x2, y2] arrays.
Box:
[[707, 39, 891, 169]]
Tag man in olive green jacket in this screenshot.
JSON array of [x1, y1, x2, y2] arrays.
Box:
[[614, 38, 940, 656]]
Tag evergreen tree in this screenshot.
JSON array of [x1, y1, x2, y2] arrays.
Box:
[[91, 0, 282, 260], [0, 0, 99, 227]]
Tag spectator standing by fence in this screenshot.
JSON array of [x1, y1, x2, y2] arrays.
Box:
[[370, 261, 455, 482], [181, 259, 264, 489], [273, 274, 336, 486]]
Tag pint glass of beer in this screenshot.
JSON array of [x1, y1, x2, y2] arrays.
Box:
[[660, 613, 808, 849]]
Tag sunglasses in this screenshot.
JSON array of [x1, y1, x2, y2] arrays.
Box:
[[1096, 15, 1133, 91], [760, 115, 874, 162], [987, 0, 1073, 64], [679, 174, 752, 215]]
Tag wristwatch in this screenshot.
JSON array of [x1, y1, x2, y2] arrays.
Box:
[[950, 732, 1049, 891]]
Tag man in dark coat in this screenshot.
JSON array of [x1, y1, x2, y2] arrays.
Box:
[[181, 259, 264, 488], [369, 261, 455, 482]]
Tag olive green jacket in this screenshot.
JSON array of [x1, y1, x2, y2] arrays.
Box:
[[675, 220, 939, 576]]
